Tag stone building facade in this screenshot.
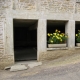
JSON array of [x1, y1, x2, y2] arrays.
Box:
[[0, 0, 80, 69]]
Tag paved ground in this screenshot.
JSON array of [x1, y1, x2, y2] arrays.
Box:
[[1, 52, 80, 80], [1, 62, 80, 80]]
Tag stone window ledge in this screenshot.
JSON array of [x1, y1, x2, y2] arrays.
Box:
[[47, 47, 68, 51]]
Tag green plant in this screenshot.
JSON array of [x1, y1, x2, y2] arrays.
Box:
[[47, 29, 68, 44], [76, 30, 80, 43]]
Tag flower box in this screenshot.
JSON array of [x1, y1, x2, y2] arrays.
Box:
[[48, 43, 66, 48], [76, 43, 80, 47], [47, 29, 68, 47]]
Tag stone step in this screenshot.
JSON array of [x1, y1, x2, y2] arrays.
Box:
[[10, 64, 28, 72]]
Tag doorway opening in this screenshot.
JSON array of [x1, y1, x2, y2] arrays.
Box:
[[13, 19, 38, 62]]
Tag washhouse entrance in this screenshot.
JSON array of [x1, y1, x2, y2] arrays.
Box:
[[47, 20, 67, 47], [13, 19, 38, 61]]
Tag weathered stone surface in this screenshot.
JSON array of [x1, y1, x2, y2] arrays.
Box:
[[4, 66, 11, 70], [0, 20, 4, 48], [76, 2, 80, 14], [0, 49, 4, 54], [0, 0, 80, 70], [28, 62, 42, 68], [39, 49, 80, 61], [14, 0, 37, 11], [11, 0, 76, 14], [0, 0, 79, 14], [0, 55, 14, 69], [10, 65, 28, 71], [40, 0, 75, 13], [0, 0, 12, 9]]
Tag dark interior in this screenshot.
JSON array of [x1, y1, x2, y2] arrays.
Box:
[[75, 21, 80, 46], [47, 20, 66, 47], [13, 19, 38, 61], [75, 22, 80, 33]]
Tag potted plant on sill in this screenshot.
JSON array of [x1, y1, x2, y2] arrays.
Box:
[[47, 29, 68, 48], [76, 30, 80, 47]]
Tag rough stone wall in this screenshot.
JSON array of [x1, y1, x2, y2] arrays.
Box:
[[0, 0, 12, 54], [0, 0, 78, 14], [40, 0, 75, 13], [13, 0, 80, 14], [0, 0, 80, 69], [14, 0, 37, 11], [0, 0, 12, 10], [0, 55, 14, 69], [76, 2, 80, 14], [14, 0, 75, 13], [0, 0, 14, 69], [0, 10, 5, 55], [0, 11, 14, 70]]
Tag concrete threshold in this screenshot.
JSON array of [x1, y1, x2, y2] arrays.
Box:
[[5, 60, 42, 71], [47, 47, 80, 51]]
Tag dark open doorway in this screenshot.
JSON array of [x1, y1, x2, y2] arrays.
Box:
[[13, 19, 38, 61]]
